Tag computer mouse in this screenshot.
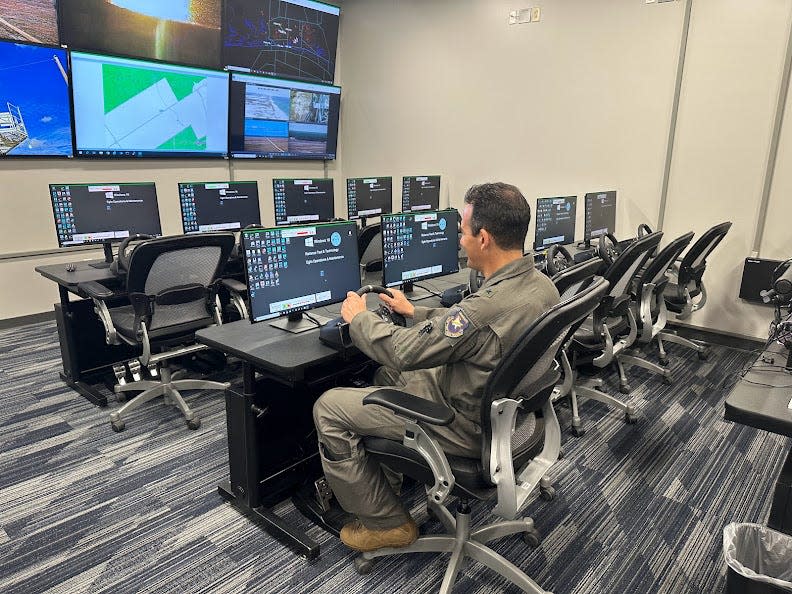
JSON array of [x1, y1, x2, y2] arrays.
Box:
[[65, 263, 76, 272]]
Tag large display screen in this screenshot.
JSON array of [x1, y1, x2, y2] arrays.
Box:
[[0, 39, 73, 157], [0, 0, 59, 45], [382, 209, 459, 288], [401, 176, 441, 212], [58, 0, 222, 69], [229, 72, 339, 160], [273, 177, 334, 225], [179, 180, 260, 233], [71, 51, 229, 158], [584, 191, 617, 242], [50, 182, 162, 247], [223, 0, 340, 83], [242, 220, 359, 323], [534, 196, 577, 251], [347, 177, 392, 220]]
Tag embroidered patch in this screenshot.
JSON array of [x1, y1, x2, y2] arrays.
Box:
[[444, 308, 470, 338]]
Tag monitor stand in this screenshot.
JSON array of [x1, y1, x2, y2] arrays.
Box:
[[89, 241, 115, 269], [403, 281, 433, 302], [270, 311, 333, 334], [576, 240, 592, 251]]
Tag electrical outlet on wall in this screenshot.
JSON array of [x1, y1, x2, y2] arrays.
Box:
[[531, 7, 541, 22], [509, 8, 532, 25]]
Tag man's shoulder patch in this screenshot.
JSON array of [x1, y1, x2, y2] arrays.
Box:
[[444, 308, 470, 338]]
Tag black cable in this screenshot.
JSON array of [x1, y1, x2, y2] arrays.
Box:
[[302, 312, 323, 328], [413, 283, 443, 298]]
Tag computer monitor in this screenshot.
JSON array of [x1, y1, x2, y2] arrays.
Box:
[[382, 209, 460, 300], [401, 176, 441, 212], [70, 51, 229, 158], [228, 71, 341, 160], [223, 0, 340, 84], [347, 177, 393, 221], [50, 182, 162, 267], [0, 39, 73, 158], [534, 196, 577, 251], [241, 220, 360, 332], [58, 0, 222, 69], [273, 178, 335, 226], [584, 191, 617, 247], [178, 181, 261, 233]]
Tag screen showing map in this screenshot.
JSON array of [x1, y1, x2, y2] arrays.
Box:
[[0, 39, 73, 158], [0, 0, 59, 45], [223, 0, 339, 83], [71, 51, 229, 158], [229, 72, 339, 160], [58, 0, 222, 70]]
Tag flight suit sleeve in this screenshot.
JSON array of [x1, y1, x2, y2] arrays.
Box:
[[349, 301, 487, 372], [412, 305, 449, 323]]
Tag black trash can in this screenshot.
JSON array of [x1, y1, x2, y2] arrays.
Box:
[[724, 523, 792, 593]]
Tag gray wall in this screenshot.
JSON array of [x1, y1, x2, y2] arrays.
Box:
[[3, 0, 792, 341]]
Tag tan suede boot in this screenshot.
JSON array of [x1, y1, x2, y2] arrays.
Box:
[[339, 518, 419, 552]]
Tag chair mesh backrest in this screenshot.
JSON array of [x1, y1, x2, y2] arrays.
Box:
[[637, 231, 695, 291], [126, 233, 235, 330], [480, 276, 610, 479], [552, 258, 602, 298], [678, 221, 732, 278], [357, 224, 382, 264], [603, 231, 663, 298]]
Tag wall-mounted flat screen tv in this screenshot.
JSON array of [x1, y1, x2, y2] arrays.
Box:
[[229, 71, 339, 160], [0, 39, 73, 157], [223, 0, 339, 83], [58, 0, 222, 69], [0, 0, 59, 45], [71, 51, 229, 158]]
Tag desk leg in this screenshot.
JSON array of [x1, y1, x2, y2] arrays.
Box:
[[219, 365, 320, 559], [768, 445, 792, 536]]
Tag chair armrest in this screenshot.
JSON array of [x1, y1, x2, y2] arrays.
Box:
[[363, 388, 455, 426], [221, 278, 247, 293], [78, 281, 114, 300]]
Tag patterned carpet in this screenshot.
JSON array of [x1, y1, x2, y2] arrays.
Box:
[[0, 320, 789, 594]]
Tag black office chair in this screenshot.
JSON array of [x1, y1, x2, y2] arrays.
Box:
[[358, 223, 383, 273], [659, 221, 732, 360], [80, 233, 235, 432], [566, 231, 663, 432], [352, 276, 610, 594], [549, 258, 603, 406], [616, 231, 696, 381]]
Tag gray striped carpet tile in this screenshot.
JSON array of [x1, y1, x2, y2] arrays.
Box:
[[0, 320, 789, 593]]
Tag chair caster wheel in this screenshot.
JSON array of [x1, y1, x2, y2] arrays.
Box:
[[558, 447, 565, 460], [571, 425, 586, 437], [540, 486, 556, 501], [662, 375, 673, 385], [354, 556, 376, 575], [111, 420, 125, 432], [659, 357, 669, 367], [523, 528, 541, 547], [619, 384, 631, 394], [186, 418, 201, 430], [625, 413, 638, 425], [116, 393, 126, 403], [698, 350, 710, 361]]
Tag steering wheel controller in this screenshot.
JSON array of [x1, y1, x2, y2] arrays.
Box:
[[357, 285, 407, 326], [597, 232, 621, 265], [546, 244, 574, 276]]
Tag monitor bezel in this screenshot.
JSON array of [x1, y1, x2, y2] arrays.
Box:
[[227, 70, 341, 161], [49, 181, 162, 248], [381, 208, 460, 288], [533, 195, 577, 252], [346, 176, 393, 220], [0, 38, 75, 159], [241, 219, 360, 323], [69, 50, 230, 160], [272, 177, 336, 226], [583, 190, 617, 242], [177, 180, 261, 234]]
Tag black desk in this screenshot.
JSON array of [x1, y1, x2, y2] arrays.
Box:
[[36, 260, 132, 406], [195, 271, 469, 558], [725, 344, 792, 535]]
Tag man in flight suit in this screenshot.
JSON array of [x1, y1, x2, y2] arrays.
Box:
[[313, 182, 560, 552]]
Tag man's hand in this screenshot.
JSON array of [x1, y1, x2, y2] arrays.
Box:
[[341, 291, 367, 323], [379, 288, 415, 318]]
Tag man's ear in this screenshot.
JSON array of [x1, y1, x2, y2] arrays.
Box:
[[479, 228, 492, 250]]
